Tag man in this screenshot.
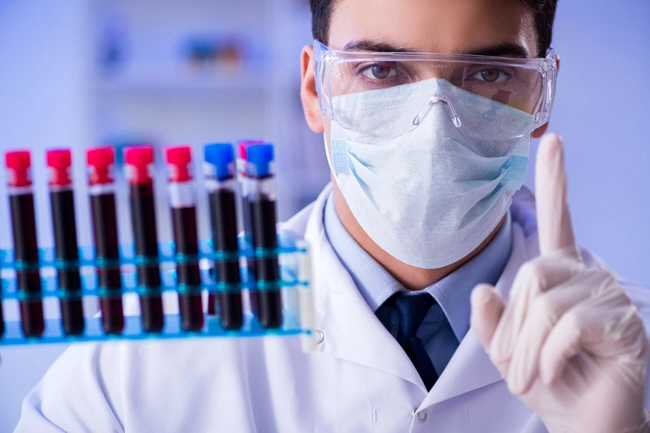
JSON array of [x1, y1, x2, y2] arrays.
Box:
[[15, 0, 650, 432]]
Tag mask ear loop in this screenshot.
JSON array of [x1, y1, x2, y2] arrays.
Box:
[[323, 129, 339, 182]]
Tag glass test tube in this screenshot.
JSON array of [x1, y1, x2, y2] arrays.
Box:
[[244, 144, 283, 329], [237, 140, 264, 314], [204, 143, 243, 330], [87, 147, 124, 334], [5, 150, 45, 337], [165, 146, 204, 332], [124, 146, 164, 333], [46, 149, 85, 335]]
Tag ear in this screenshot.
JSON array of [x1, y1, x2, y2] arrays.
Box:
[[300, 45, 324, 133], [532, 54, 560, 139]]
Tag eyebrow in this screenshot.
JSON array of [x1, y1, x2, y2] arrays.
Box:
[[342, 39, 531, 58], [343, 40, 412, 53], [464, 43, 530, 58]]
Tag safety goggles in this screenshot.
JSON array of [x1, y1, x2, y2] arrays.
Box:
[[313, 40, 558, 139]]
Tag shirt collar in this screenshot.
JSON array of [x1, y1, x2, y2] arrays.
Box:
[[323, 192, 512, 342]]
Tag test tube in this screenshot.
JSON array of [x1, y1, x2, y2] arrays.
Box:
[[244, 144, 283, 329], [237, 141, 264, 244], [204, 143, 243, 330], [87, 147, 124, 334], [124, 146, 164, 333], [165, 146, 204, 332], [46, 149, 84, 335], [5, 150, 45, 337], [237, 140, 264, 314]]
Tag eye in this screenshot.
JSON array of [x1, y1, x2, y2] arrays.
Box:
[[360, 62, 398, 80], [472, 68, 511, 83]]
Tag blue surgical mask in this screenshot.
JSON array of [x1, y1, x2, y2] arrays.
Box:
[[327, 78, 532, 269]]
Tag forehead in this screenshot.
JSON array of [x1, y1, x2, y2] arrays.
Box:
[[328, 0, 537, 56]]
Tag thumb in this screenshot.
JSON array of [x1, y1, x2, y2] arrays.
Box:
[[471, 284, 506, 351]]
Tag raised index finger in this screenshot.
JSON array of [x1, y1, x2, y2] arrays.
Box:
[[534, 133, 580, 260]]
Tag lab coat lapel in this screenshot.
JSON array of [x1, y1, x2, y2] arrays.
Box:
[[301, 186, 426, 388], [419, 220, 534, 407], [293, 185, 541, 396]]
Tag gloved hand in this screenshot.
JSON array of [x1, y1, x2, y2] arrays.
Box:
[[470, 133, 650, 433]]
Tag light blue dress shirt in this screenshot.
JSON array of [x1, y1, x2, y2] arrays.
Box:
[[323, 194, 513, 376]]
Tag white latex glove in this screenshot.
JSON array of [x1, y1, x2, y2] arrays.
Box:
[[470, 133, 650, 433]]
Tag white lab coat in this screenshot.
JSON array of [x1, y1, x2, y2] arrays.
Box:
[[15, 185, 650, 433]]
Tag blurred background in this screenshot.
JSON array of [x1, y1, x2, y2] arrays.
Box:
[[0, 0, 648, 430]]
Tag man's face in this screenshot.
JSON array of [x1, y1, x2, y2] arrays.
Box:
[[315, 0, 540, 141]]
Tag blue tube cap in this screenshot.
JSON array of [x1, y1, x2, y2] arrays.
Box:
[[204, 143, 234, 181], [246, 143, 274, 178]]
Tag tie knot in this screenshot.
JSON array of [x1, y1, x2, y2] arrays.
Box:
[[393, 293, 435, 337]]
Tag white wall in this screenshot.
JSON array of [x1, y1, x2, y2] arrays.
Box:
[[0, 1, 90, 431], [524, 0, 650, 286]]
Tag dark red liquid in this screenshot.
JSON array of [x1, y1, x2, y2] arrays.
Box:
[[248, 196, 282, 329], [171, 206, 203, 332], [90, 193, 124, 334], [9, 193, 45, 336], [209, 189, 243, 330], [130, 183, 164, 333], [241, 189, 258, 314], [19, 300, 44, 337], [218, 292, 243, 330], [210, 190, 239, 253], [50, 189, 84, 335]]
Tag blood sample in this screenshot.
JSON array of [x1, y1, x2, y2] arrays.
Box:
[[87, 147, 124, 334], [243, 144, 283, 329], [124, 146, 164, 333], [165, 146, 203, 332], [5, 150, 45, 337], [204, 143, 243, 330], [237, 141, 264, 244], [46, 149, 84, 335], [237, 140, 264, 314]]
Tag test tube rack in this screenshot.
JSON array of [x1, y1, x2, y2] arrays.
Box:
[[0, 235, 316, 350]]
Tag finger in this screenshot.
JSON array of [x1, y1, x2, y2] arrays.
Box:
[[538, 271, 639, 384], [506, 274, 593, 395], [535, 133, 580, 261], [470, 284, 506, 355], [489, 257, 580, 364]]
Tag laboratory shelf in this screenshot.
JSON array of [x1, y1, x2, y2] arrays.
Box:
[[94, 68, 272, 94]]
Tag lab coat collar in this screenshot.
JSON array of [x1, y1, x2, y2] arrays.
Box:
[[299, 184, 427, 388], [419, 220, 534, 408], [288, 184, 541, 399]]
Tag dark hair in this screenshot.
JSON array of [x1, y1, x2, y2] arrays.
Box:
[[310, 0, 558, 57]]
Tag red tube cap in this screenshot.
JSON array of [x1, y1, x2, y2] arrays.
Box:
[[5, 150, 32, 187], [46, 149, 73, 187], [87, 146, 115, 185], [165, 145, 192, 183], [124, 145, 154, 184]]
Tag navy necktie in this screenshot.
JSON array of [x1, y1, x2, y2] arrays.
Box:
[[376, 293, 439, 390]]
